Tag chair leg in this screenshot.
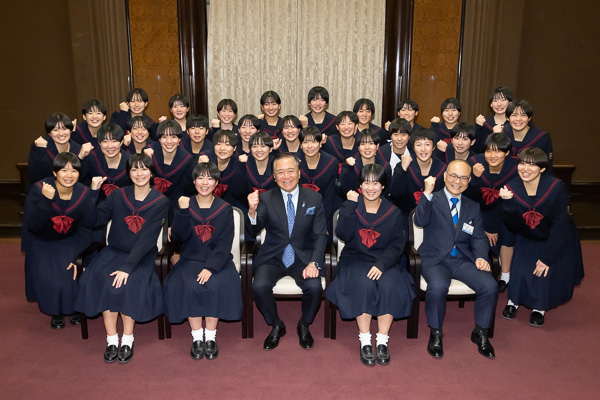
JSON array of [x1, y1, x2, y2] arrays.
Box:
[[246, 295, 254, 339], [80, 315, 89, 339], [459, 300, 465, 308], [330, 304, 337, 340], [323, 299, 331, 339], [406, 296, 420, 339], [157, 315, 165, 340]]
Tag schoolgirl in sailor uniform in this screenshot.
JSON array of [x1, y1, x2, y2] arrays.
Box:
[[163, 162, 243, 360]]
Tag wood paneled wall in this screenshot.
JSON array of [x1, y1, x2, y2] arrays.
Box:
[[128, 0, 180, 121], [409, 0, 462, 124]]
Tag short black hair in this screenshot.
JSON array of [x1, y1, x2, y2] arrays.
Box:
[[127, 116, 152, 132], [506, 100, 533, 119], [489, 86, 514, 103], [441, 97, 461, 113], [213, 129, 238, 148], [389, 118, 412, 135], [168, 93, 190, 109], [45, 112, 73, 133], [53, 152, 81, 173], [359, 163, 387, 187], [98, 123, 125, 142], [299, 126, 322, 143], [157, 119, 183, 139], [216, 98, 238, 114], [125, 88, 149, 103], [517, 147, 548, 170], [484, 132, 512, 153], [397, 99, 419, 112], [450, 123, 476, 141], [127, 153, 156, 176], [238, 114, 261, 130], [356, 128, 381, 146], [82, 99, 107, 116], [186, 114, 210, 130], [410, 129, 436, 145], [335, 111, 359, 125], [271, 152, 300, 173], [260, 91, 281, 106], [192, 162, 221, 183], [282, 115, 302, 130], [249, 131, 274, 148], [353, 98, 375, 114], [308, 86, 329, 104]]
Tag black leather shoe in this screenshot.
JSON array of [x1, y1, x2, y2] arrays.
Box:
[[375, 344, 390, 365], [50, 315, 65, 330], [68, 313, 81, 325], [471, 329, 495, 359], [360, 345, 376, 366], [497, 280, 508, 293], [297, 325, 314, 349], [502, 305, 517, 320], [427, 330, 444, 358], [117, 344, 134, 363], [529, 311, 545, 327], [205, 340, 219, 359], [263, 325, 286, 350], [190, 340, 204, 360], [104, 344, 118, 363]]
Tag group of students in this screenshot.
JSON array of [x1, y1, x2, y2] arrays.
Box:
[[22, 84, 583, 365]]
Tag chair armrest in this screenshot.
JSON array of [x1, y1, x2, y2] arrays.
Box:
[[76, 241, 104, 280]]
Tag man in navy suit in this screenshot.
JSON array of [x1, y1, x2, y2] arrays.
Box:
[[247, 153, 327, 350], [414, 159, 498, 359]]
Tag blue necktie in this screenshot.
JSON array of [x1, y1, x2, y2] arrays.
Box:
[[282, 193, 295, 268], [450, 197, 459, 256]]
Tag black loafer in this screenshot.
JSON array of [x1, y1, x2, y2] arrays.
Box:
[[297, 325, 314, 349], [471, 329, 495, 359], [497, 280, 508, 293], [427, 330, 444, 358], [205, 340, 219, 360], [375, 344, 390, 365], [190, 340, 204, 360], [68, 313, 81, 325], [360, 345, 376, 366], [263, 325, 286, 350], [502, 305, 517, 320], [530, 311, 545, 327], [50, 315, 65, 330], [117, 344, 134, 363], [104, 344, 118, 363]]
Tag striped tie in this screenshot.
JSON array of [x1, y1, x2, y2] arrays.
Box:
[[450, 197, 459, 256], [282, 193, 295, 268]]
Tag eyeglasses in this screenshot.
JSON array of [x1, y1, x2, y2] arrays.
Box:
[[447, 173, 469, 183]]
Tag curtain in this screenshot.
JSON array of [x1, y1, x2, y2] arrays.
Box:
[[207, 0, 386, 124]]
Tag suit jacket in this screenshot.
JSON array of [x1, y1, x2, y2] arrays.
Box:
[[246, 186, 328, 274], [414, 189, 489, 267]]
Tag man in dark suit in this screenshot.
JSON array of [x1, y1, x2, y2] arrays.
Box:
[[247, 153, 327, 350], [414, 159, 498, 359]]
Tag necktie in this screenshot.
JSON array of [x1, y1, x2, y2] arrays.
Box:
[[450, 197, 459, 256], [282, 193, 295, 268]]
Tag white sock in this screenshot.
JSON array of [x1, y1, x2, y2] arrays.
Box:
[[507, 299, 519, 309], [205, 328, 217, 342], [107, 334, 118, 347], [358, 331, 372, 347], [121, 333, 134, 347], [533, 309, 546, 315], [191, 328, 204, 342], [501, 272, 510, 283], [376, 332, 389, 347]]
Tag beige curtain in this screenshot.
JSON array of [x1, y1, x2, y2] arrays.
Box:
[[207, 0, 386, 125]]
